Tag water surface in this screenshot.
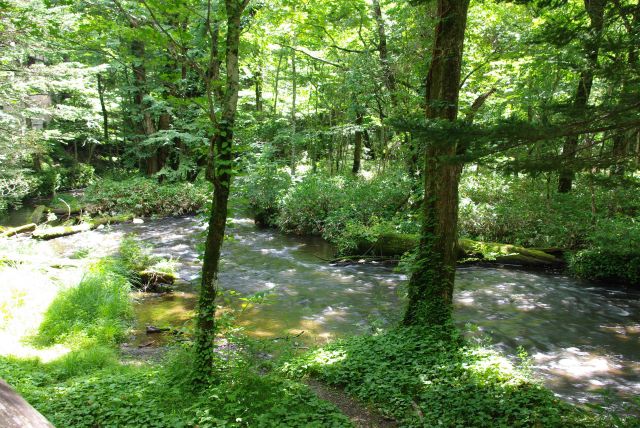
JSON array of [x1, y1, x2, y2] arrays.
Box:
[[11, 215, 639, 406]]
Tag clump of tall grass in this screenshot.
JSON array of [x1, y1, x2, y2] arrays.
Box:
[[35, 258, 133, 347]]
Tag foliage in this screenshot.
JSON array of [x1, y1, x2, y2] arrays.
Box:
[[277, 174, 345, 235], [84, 177, 209, 217], [283, 326, 602, 427], [270, 170, 414, 252], [240, 154, 291, 228], [63, 163, 96, 189], [115, 234, 177, 288], [49, 192, 84, 213], [0, 343, 351, 428], [569, 217, 640, 285], [459, 171, 593, 248]]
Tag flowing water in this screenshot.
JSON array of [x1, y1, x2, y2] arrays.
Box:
[[4, 215, 639, 406]]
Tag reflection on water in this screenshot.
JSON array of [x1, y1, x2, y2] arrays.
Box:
[[19, 215, 640, 406]]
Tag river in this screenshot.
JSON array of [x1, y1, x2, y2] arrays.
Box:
[[4, 215, 639, 407]]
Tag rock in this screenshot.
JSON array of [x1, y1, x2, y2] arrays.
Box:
[[133, 218, 144, 224], [29, 205, 47, 224], [138, 270, 176, 291], [146, 325, 170, 334]]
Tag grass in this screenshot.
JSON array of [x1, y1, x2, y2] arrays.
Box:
[[34, 258, 134, 347]]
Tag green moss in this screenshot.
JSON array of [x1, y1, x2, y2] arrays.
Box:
[[353, 232, 563, 266]]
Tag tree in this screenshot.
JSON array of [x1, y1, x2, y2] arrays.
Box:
[[194, 0, 251, 381], [403, 0, 470, 326]]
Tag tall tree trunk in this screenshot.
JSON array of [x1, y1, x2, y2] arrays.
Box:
[[97, 73, 109, 145], [130, 39, 159, 175], [610, 0, 639, 177], [372, 0, 397, 107], [194, 0, 248, 383], [290, 40, 297, 175], [272, 50, 284, 115], [558, 0, 606, 193], [254, 67, 263, 112], [352, 111, 364, 174], [403, 0, 469, 326], [363, 129, 375, 160]]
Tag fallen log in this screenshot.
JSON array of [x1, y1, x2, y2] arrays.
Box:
[[0, 223, 37, 238], [355, 233, 564, 267], [32, 215, 132, 240], [0, 378, 54, 428], [47, 206, 82, 216]]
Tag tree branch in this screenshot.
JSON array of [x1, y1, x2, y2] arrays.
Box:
[[277, 44, 345, 69]]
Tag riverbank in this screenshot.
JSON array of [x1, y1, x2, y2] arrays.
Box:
[[0, 235, 352, 426], [0, 253, 626, 427], [2, 214, 639, 426]]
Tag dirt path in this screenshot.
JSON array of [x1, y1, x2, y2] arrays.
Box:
[[306, 379, 398, 428]]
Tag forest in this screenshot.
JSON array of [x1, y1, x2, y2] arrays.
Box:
[[0, 0, 639, 426]]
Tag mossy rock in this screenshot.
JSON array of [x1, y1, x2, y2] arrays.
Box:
[[138, 270, 176, 291]]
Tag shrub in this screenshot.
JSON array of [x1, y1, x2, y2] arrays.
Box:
[[0, 173, 38, 213], [458, 172, 599, 248], [85, 176, 209, 217], [275, 170, 414, 243], [242, 161, 291, 227], [277, 174, 344, 235], [62, 163, 96, 189], [569, 217, 640, 285]]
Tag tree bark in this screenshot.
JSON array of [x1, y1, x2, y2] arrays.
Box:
[[558, 0, 606, 193], [272, 50, 284, 115], [130, 39, 160, 176], [352, 111, 364, 174], [610, 0, 639, 177], [403, 0, 469, 326], [254, 67, 263, 112], [194, 0, 248, 383], [290, 39, 297, 175], [0, 379, 53, 428], [372, 0, 397, 107], [97, 73, 109, 145]]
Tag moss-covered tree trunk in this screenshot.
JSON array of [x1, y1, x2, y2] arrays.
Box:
[[194, 0, 248, 382], [403, 0, 469, 326]]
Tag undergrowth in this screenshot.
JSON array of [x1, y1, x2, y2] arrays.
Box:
[[85, 176, 209, 217], [283, 326, 636, 427]]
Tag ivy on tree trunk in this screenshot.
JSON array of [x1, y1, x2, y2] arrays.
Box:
[[403, 0, 470, 327], [194, 0, 250, 383]]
